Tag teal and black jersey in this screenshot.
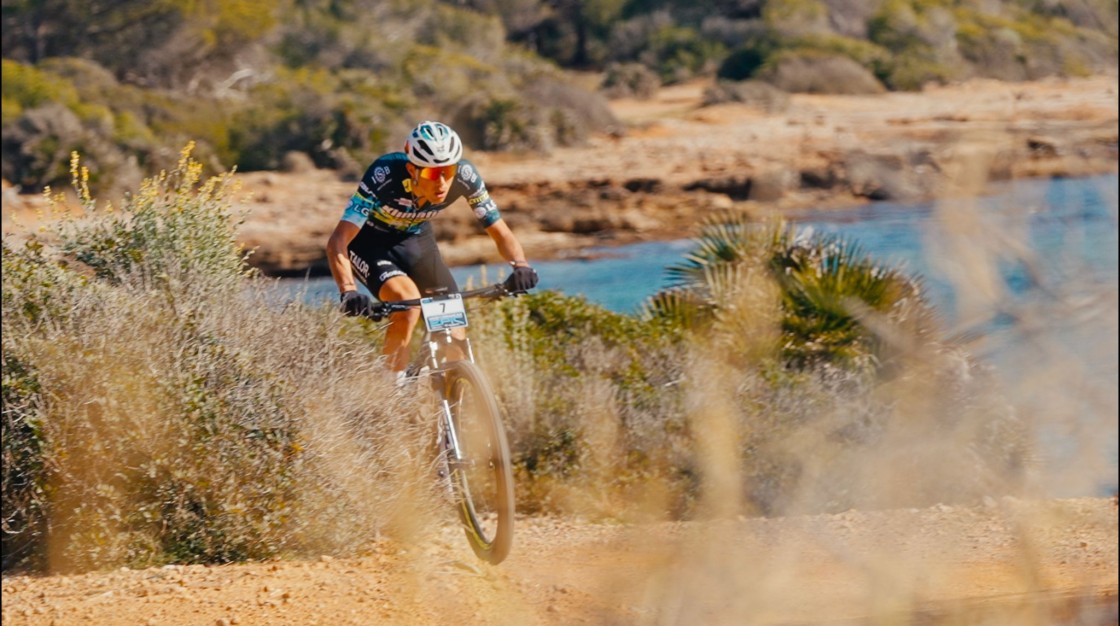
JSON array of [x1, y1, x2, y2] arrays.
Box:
[[340, 153, 500, 234]]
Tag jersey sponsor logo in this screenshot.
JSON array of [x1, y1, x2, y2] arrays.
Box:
[[346, 196, 370, 214], [353, 198, 373, 218], [358, 181, 373, 196], [378, 269, 406, 282], [341, 195, 376, 226], [459, 163, 477, 183], [347, 195, 377, 215], [382, 206, 439, 222], [472, 199, 497, 219], [467, 190, 490, 206], [348, 251, 370, 278], [373, 166, 389, 183]]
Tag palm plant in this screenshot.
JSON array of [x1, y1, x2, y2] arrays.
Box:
[[644, 211, 936, 370]]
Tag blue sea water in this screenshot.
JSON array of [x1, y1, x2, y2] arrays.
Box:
[[285, 174, 1118, 497], [447, 175, 1118, 321]]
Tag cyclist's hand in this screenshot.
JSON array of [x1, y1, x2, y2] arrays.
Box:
[[340, 290, 372, 316], [504, 264, 539, 293]]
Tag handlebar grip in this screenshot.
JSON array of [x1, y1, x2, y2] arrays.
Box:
[[366, 305, 389, 322]]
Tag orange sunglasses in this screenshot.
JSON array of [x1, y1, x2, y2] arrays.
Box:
[[417, 164, 457, 181]]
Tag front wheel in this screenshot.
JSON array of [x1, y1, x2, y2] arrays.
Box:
[[444, 360, 514, 564]]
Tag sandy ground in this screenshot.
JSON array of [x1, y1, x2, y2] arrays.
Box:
[[2, 497, 1116, 625]]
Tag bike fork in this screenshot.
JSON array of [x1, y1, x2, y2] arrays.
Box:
[[437, 398, 461, 498]]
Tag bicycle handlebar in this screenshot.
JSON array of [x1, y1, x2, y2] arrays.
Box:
[[366, 283, 523, 322]]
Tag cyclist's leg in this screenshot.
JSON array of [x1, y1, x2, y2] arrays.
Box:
[[378, 275, 421, 372], [348, 226, 418, 372], [393, 225, 467, 361]]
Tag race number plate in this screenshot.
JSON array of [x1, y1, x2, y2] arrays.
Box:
[[420, 294, 468, 331]]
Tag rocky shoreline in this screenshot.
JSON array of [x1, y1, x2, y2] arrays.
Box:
[[3, 76, 1117, 277], [231, 75, 1118, 277]]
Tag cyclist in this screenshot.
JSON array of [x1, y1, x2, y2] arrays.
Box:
[[326, 120, 539, 379]]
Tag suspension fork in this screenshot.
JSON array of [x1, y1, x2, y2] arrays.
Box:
[[441, 395, 463, 464], [427, 330, 473, 468]]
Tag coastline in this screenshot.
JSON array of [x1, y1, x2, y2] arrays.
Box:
[[3, 75, 1117, 276], [230, 73, 1120, 275]]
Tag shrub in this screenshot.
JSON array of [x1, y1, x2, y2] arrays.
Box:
[[453, 95, 547, 152], [641, 24, 727, 83], [1, 59, 81, 123], [755, 50, 887, 94], [1, 149, 434, 572], [715, 26, 786, 81], [523, 75, 620, 142], [600, 62, 662, 100], [716, 46, 771, 81], [1, 103, 86, 190], [762, 0, 831, 37], [1, 235, 81, 571], [56, 145, 250, 287], [701, 80, 791, 112], [0, 57, 232, 195]]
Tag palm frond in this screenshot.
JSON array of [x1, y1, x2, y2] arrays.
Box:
[[664, 210, 773, 287], [658, 209, 937, 370], [640, 287, 716, 330]]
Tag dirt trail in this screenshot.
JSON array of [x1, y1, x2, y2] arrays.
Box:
[[3, 498, 1116, 625]]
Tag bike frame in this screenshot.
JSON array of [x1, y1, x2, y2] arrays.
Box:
[[367, 283, 514, 508]]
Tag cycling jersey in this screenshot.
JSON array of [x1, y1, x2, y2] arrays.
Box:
[[340, 153, 501, 234]]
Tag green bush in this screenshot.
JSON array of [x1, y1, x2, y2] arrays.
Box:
[[717, 45, 771, 81], [600, 62, 662, 99], [56, 145, 250, 287], [0, 57, 232, 194], [643, 24, 727, 84], [701, 80, 790, 112], [468, 290, 693, 518], [1, 60, 81, 123], [755, 49, 887, 94]]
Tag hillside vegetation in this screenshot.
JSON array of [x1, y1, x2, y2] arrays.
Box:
[[3, 0, 1116, 197]]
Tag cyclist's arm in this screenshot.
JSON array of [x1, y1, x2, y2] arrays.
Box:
[[484, 218, 530, 267], [326, 220, 362, 294]]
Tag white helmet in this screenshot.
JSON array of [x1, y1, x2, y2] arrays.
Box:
[[404, 121, 463, 167]]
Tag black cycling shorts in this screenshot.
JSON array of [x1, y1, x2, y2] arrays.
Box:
[[346, 222, 458, 297]]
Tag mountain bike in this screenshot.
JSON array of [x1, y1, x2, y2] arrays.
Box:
[[368, 284, 517, 565]]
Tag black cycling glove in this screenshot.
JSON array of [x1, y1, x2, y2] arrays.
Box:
[[339, 290, 373, 317], [504, 264, 539, 293]]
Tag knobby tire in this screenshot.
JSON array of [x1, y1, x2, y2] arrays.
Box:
[[444, 360, 514, 564]]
